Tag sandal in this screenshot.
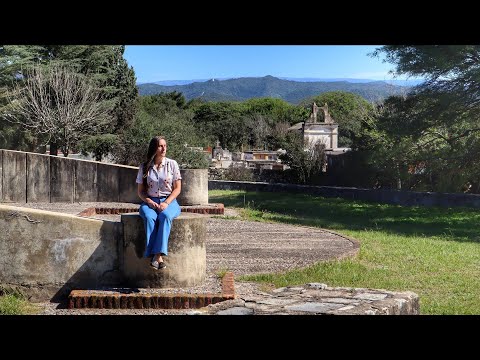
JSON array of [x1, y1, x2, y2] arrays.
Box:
[[150, 260, 166, 270]]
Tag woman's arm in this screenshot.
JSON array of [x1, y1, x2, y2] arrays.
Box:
[[137, 183, 158, 209], [158, 179, 181, 211], [165, 179, 181, 204]]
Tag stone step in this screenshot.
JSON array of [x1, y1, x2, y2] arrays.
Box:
[[68, 272, 235, 309], [77, 203, 224, 217]]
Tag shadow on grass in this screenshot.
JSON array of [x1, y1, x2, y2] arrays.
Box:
[[210, 191, 480, 243]]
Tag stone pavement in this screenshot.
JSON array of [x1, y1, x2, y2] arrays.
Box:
[[206, 282, 419, 315], [63, 273, 419, 315]]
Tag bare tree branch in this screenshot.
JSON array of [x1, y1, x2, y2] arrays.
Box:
[[4, 65, 112, 156]]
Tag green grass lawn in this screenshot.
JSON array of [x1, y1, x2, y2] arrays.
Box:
[[209, 190, 480, 315], [0, 293, 39, 315]]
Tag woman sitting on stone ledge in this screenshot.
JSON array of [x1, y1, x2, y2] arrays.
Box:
[[136, 136, 182, 270]]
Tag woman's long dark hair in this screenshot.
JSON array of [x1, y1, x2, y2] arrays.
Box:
[[142, 136, 166, 188]]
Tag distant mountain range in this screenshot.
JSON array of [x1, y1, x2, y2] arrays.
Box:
[[140, 77, 423, 87], [138, 75, 416, 104]]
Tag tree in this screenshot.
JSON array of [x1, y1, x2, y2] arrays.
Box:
[[191, 101, 249, 150], [116, 94, 208, 168], [78, 134, 118, 161], [0, 45, 137, 157], [249, 114, 270, 149], [279, 132, 327, 184], [366, 96, 418, 190], [0, 46, 48, 151], [370, 46, 480, 192], [4, 65, 111, 157], [243, 97, 308, 126], [40, 46, 138, 159], [190, 98, 308, 151], [264, 121, 292, 151]]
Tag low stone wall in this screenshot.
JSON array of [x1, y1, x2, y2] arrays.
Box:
[[0, 149, 209, 206], [209, 180, 480, 209], [0, 204, 207, 301], [0, 149, 139, 203]]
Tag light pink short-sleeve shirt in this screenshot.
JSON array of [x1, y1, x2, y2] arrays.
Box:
[[136, 157, 182, 198]]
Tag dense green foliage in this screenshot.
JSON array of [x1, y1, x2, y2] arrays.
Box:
[[278, 132, 327, 184], [78, 134, 118, 161], [369, 45, 480, 192], [115, 93, 208, 168], [301, 91, 377, 148], [242, 97, 308, 124], [190, 97, 306, 151]]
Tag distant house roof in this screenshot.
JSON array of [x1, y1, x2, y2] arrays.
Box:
[[244, 150, 279, 155], [326, 148, 351, 155]]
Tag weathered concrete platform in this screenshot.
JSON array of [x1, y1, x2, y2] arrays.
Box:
[[2, 202, 420, 315]]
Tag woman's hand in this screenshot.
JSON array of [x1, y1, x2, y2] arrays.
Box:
[[158, 201, 169, 212], [146, 198, 158, 210]]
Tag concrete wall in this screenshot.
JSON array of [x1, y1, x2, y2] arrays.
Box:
[[0, 149, 208, 205], [0, 150, 2, 201], [209, 180, 480, 209], [2, 150, 26, 202], [0, 204, 123, 301], [27, 153, 50, 202], [3, 149, 479, 209], [50, 156, 75, 202], [0, 205, 207, 301], [177, 169, 209, 205], [121, 212, 206, 288], [0, 149, 141, 204], [75, 160, 98, 202]]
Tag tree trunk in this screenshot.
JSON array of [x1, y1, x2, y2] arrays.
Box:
[[49, 142, 58, 156], [396, 163, 402, 190], [62, 145, 69, 157]]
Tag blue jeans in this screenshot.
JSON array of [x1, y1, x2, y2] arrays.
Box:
[[139, 197, 181, 258]]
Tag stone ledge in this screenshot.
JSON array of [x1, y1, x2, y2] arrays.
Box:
[[221, 272, 235, 299], [67, 279, 419, 315], [220, 283, 420, 315], [77, 203, 224, 217], [181, 203, 224, 215], [68, 271, 235, 309]]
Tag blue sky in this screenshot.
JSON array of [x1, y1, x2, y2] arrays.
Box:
[[124, 45, 406, 84]]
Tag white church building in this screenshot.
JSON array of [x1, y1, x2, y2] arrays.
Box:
[[289, 102, 349, 153]]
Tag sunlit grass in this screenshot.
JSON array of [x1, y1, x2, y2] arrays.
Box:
[[209, 190, 480, 314], [215, 267, 230, 279], [0, 294, 40, 315]]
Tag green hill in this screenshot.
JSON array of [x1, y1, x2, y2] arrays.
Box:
[[138, 75, 409, 103]]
